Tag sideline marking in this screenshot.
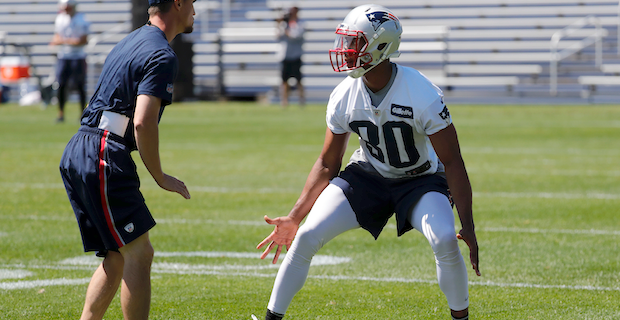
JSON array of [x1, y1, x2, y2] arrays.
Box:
[[0, 278, 91, 290]]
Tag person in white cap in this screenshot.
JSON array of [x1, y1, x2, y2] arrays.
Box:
[[50, 0, 90, 123]]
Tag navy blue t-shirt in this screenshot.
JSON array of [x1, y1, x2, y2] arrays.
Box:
[[82, 24, 178, 150]]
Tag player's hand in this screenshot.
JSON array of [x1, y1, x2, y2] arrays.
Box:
[[257, 215, 299, 264], [457, 226, 481, 276], [157, 173, 190, 199]]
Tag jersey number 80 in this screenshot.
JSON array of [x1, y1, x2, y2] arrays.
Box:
[[350, 120, 421, 168]]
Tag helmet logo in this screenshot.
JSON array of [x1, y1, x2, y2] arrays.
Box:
[[365, 11, 398, 31]]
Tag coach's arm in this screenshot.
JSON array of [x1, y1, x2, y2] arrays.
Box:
[[134, 94, 190, 199]]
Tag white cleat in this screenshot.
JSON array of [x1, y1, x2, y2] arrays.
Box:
[[251, 315, 259, 320]]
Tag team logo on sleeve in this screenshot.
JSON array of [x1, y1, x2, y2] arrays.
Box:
[[391, 104, 413, 119], [166, 83, 174, 94], [438, 105, 451, 121]]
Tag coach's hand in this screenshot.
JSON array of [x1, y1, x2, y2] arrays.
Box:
[[457, 226, 480, 276], [158, 173, 191, 199], [257, 215, 299, 264]]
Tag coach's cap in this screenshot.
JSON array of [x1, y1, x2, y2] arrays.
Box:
[[148, 0, 174, 5], [59, 0, 77, 6]]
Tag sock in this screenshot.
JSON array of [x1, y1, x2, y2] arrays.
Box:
[[452, 315, 468, 320], [265, 309, 284, 320]]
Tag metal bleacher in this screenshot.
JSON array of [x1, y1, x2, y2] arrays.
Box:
[[0, 0, 131, 102], [2, 0, 620, 104], [230, 0, 620, 102]]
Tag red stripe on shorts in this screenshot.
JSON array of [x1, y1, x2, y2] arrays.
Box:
[[99, 130, 124, 247]]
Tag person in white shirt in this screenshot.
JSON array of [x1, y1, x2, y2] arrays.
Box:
[[50, 0, 90, 122], [276, 6, 305, 107], [255, 4, 480, 320]]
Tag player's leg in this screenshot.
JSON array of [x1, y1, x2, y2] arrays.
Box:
[[80, 251, 124, 320], [118, 232, 154, 320], [280, 60, 292, 107], [74, 59, 87, 113], [265, 184, 360, 319], [55, 59, 69, 122], [280, 82, 289, 107], [409, 191, 469, 318], [61, 151, 123, 320], [293, 59, 304, 106]]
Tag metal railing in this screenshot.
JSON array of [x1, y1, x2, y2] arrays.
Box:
[[550, 15, 607, 96]]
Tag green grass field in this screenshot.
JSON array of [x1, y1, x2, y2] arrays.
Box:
[[0, 101, 619, 319]]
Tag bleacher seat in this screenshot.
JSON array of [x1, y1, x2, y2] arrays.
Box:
[[2, 0, 620, 102]]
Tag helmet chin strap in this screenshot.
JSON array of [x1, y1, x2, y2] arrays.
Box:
[[347, 42, 399, 79]]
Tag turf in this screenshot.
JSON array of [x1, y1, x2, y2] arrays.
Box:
[[0, 101, 618, 319]]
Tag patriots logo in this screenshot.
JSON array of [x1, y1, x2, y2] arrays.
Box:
[[366, 11, 398, 31]]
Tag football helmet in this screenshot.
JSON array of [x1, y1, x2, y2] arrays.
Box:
[[329, 4, 402, 78]]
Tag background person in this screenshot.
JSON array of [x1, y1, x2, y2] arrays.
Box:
[[256, 4, 480, 320], [276, 6, 305, 107], [50, 0, 90, 123], [58, 0, 195, 319]]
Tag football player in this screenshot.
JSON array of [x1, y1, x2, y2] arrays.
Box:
[[59, 0, 194, 319], [256, 4, 480, 320]]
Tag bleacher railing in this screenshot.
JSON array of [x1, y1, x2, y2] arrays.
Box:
[[550, 15, 606, 96]]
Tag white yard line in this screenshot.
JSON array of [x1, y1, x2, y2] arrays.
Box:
[[474, 191, 620, 200], [0, 278, 91, 290], [1, 182, 618, 200], [3, 267, 616, 292], [1, 249, 617, 292], [1, 215, 618, 236], [480, 227, 620, 236]]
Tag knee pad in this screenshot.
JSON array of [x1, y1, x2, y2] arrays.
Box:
[[430, 231, 461, 264], [289, 227, 324, 263]]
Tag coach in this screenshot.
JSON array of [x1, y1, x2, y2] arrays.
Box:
[[59, 0, 195, 319]]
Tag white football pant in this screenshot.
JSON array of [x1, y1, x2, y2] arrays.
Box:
[[267, 184, 469, 314]]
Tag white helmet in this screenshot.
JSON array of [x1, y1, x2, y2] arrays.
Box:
[[329, 4, 402, 78]]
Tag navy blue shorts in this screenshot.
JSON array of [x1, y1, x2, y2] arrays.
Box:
[[281, 58, 302, 82], [59, 126, 155, 254], [55, 58, 87, 87], [331, 163, 450, 239]]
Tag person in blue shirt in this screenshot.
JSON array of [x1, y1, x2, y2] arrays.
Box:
[[59, 1, 195, 319]]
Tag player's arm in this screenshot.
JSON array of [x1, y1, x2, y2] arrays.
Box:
[[429, 123, 480, 276], [50, 33, 87, 46], [134, 94, 190, 199], [50, 33, 62, 46], [257, 128, 350, 263]]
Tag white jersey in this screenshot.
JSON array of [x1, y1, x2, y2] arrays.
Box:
[[54, 12, 90, 60], [326, 64, 452, 179]]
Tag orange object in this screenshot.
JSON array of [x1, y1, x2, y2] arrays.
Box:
[[0, 57, 30, 82]]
